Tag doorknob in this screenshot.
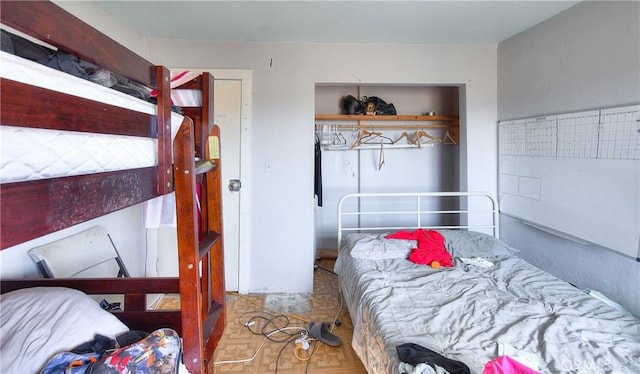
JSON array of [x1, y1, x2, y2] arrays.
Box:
[[228, 179, 241, 192]]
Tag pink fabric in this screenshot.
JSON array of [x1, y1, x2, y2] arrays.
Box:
[[150, 70, 201, 99], [482, 356, 540, 374], [385, 229, 453, 267], [168, 71, 200, 88]]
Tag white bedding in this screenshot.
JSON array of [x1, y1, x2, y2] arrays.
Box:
[[335, 232, 640, 373], [0, 51, 185, 183], [0, 287, 129, 374]]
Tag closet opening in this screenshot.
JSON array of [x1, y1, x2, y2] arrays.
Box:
[[314, 84, 461, 259]]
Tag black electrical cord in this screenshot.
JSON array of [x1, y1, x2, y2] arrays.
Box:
[[235, 309, 315, 373], [239, 310, 299, 343], [315, 264, 338, 275], [229, 279, 343, 373], [274, 335, 296, 374]]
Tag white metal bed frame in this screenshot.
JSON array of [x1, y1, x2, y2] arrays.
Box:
[[337, 192, 500, 247]]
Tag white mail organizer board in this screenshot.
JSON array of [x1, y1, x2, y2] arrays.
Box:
[[499, 104, 639, 259]]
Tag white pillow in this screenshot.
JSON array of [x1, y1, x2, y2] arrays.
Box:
[[0, 287, 129, 374], [437, 230, 517, 258], [344, 233, 415, 259]]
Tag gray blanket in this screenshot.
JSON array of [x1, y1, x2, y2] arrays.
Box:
[[335, 234, 640, 373]]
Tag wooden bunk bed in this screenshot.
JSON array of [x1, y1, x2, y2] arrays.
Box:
[[0, 2, 224, 373], [172, 71, 227, 371]]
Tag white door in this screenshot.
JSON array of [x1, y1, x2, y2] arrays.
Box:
[[151, 69, 251, 292], [214, 79, 242, 291], [209, 70, 252, 293]]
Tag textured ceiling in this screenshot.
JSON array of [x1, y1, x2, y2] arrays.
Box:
[[94, 1, 580, 44]]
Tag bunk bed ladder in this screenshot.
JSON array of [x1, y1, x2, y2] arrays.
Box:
[[174, 121, 225, 374]]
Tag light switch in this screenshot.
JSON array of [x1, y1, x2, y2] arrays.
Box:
[[265, 160, 273, 173]]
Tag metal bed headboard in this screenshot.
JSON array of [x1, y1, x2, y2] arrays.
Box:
[[337, 192, 500, 247]]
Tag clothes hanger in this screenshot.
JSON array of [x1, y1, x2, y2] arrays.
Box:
[[351, 129, 372, 148], [441, 129, 457, 144], [415, 130, 441, 148], [393, 131, 417, 145], [335, 131, 347, 145], [330, 125, 347, 145], [351, 129, 379, 148], [378, 143, 385, 170], [361, 131, 393, 145]]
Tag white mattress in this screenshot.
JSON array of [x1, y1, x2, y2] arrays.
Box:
[[0, 51, 184, 183], [335, 232, 640, 374]]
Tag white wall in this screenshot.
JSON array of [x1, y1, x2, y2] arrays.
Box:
[[41, 2, 498, 293], [497, 1, 640, 317], [144, 41, 497, 293]]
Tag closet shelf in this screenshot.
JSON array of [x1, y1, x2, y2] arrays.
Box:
[[315, 114, 458, 122], [316, 114, 459, 143], [315, 123, 449, 130]]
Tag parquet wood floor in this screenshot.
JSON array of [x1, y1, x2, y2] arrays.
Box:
[[209, 259, 366, 373]]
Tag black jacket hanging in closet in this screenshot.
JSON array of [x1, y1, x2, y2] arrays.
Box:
[[314, 137, 323, 206]]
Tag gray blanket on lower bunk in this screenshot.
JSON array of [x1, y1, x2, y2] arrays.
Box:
[[335, 243, 640, 374]]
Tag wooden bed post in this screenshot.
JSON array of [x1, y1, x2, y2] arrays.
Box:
[[204, 125, 226, 359], [173, 118, 204, 373], [156, 66, 173, 195], [202, 73, 215, 149]]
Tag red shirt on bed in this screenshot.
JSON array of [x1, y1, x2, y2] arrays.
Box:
[[385, 229, 453, 267]]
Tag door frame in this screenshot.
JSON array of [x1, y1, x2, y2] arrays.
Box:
[[174, 68, 252, 294]]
